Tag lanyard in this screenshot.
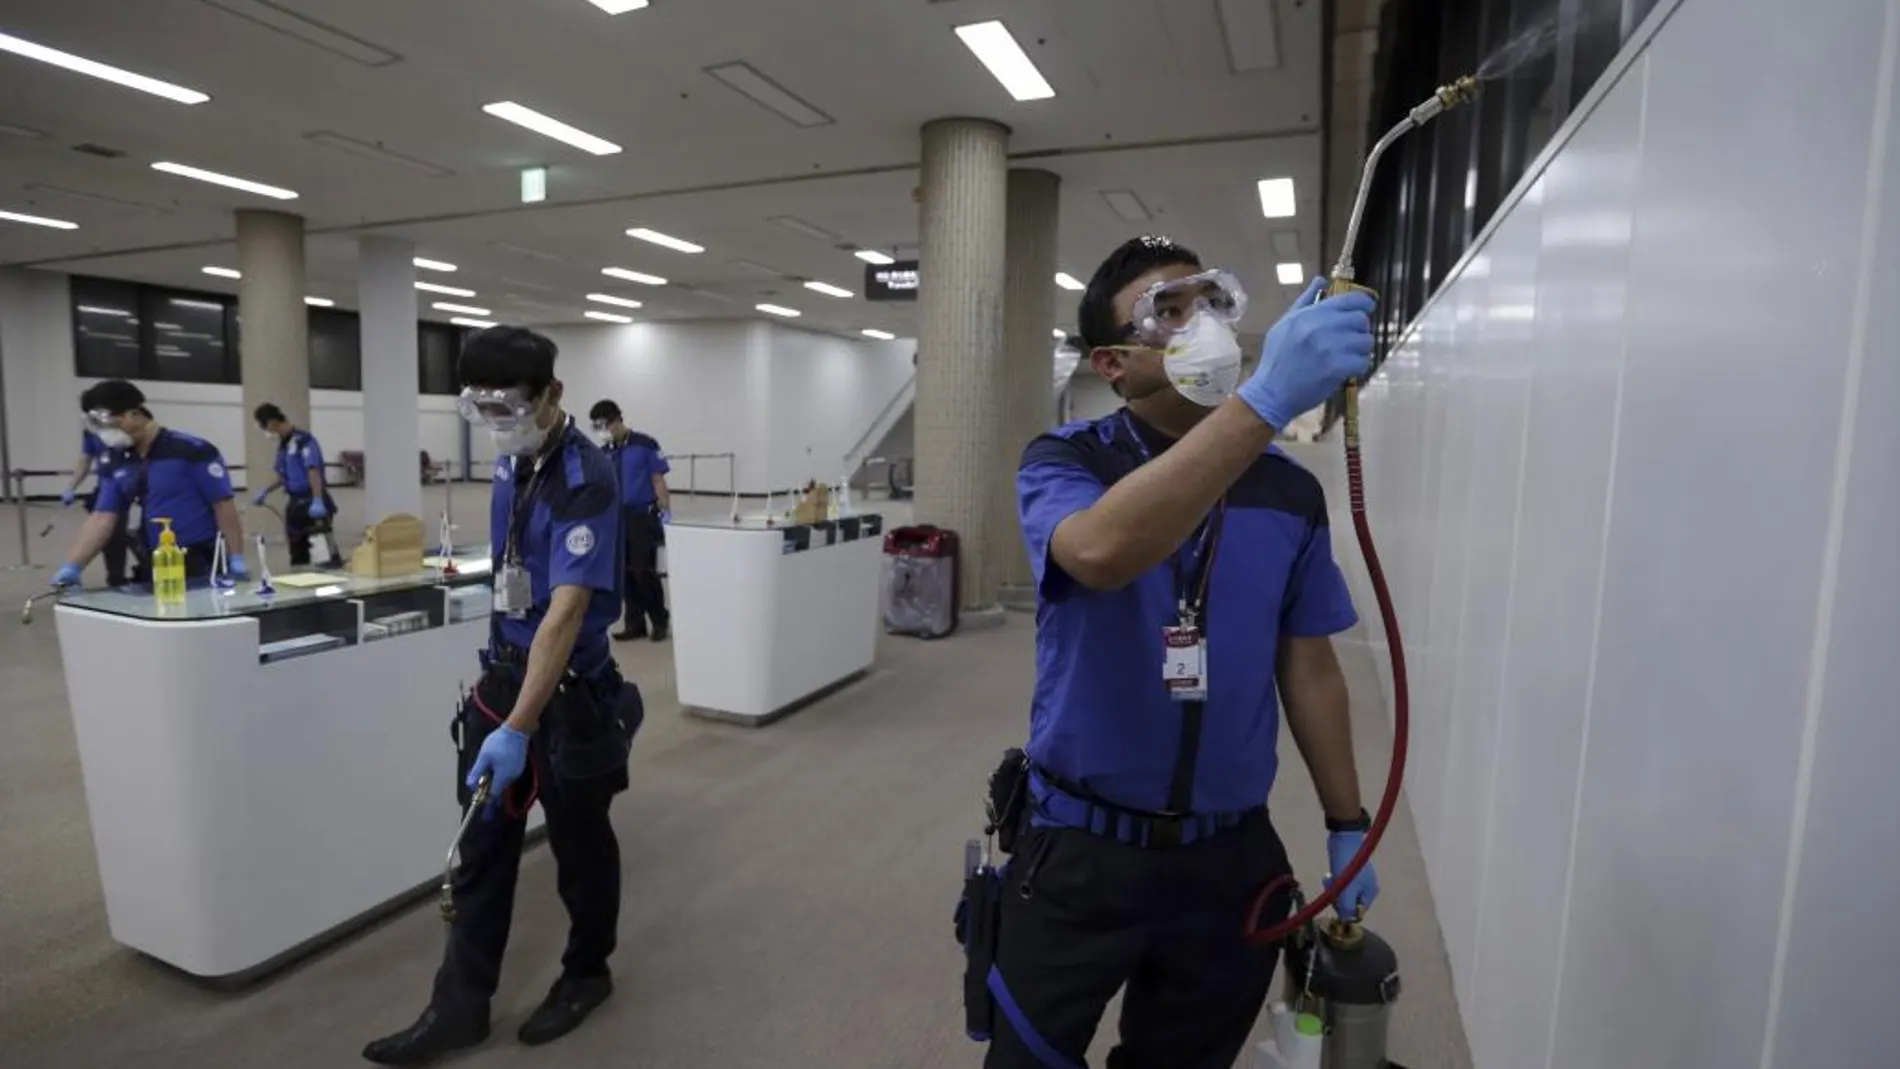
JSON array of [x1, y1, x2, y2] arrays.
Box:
[[1120, 411, 1227, 630], [504, 454, 556, 565]]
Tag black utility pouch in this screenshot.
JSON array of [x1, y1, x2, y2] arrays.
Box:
[[986, 748, 1030, 854], [546, 672, 642, 784], [953, 842, 1004, 1042]]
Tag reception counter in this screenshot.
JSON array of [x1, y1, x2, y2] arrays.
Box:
[[667, 513, 884, 726], [52, 554, 534, 983]]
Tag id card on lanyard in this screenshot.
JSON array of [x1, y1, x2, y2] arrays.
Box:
[[495, 458, 552, 618], [1120, 412, 1226, 703]]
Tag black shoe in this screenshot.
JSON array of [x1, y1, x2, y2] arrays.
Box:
[[516, 975, 613, 1046], [612, 628, 646, 642], [649, 623, 669, 642], [361, 1005, 489, 1065]]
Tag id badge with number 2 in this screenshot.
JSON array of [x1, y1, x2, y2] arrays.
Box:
[[494, 562, 532, 617], [1162, 625, 1208, 702]]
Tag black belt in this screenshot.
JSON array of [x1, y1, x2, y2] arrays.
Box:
[[1030, 765, 1258, 849]]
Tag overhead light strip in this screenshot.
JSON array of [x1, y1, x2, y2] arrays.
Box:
[[303, 296, 334, 307], [152, 161, 298, 200], [585, 309, 634, 324], [0, 208, 78, 230], [626, 227, 704, 254], [450, 316, 496, 328], [756, 303, 800, 318], [587, 0, 650, 13], [602, 267, 667, 286], [432, 302, 490, 316], [482, 101, 621, 156], [954, 21, 1055, 102], [0, 30, 210, 104], [804, 281, 854, 299], [1257, 177, 1296, 218], [1274, 262, 1304, 286], [416, 281, 476, 297], [412, 257, 457, 272], [586, 293, 644, 309], [861, 329, 895, 341], [202, 265, 241, 278], [854, 249, 895, 265], [1054, 272, 1084, 291]]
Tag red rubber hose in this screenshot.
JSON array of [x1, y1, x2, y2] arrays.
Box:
[[1244, 438, 1410, 945]]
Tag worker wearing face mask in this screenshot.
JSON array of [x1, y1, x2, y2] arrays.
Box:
[[61, 395, 132, 586], [249, 403, 343, 568], [587, 400, 671, 642], [365, 326, 642, 1066], [52, 380, 247, 590], [974, 237, 1378, 1069]]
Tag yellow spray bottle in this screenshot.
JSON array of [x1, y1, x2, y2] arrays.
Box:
[[152, 517, 187, 604]]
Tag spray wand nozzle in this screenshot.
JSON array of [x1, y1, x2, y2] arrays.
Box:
[[439, 772, 494, 922]]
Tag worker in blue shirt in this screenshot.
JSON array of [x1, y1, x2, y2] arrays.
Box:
[[978, 237, 1379, 1069], [52, 380, 247, 588], [365, 326, 642, 1067], [588, 400, 671, 641], [249, 403, 343, 568], [60, 411, 131, 586]]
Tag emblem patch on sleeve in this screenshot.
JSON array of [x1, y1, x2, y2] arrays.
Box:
[[565, 525, 595, 556], [208, 462, 225, 478]]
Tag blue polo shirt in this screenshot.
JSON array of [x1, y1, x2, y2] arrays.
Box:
[[489, 421, 624, 669], [95, 428, 234, 549], [274, 429, 326, 496], [82, 430, 127, 481], [1016, 409, 1358, 818], [604, 431, 668, 508]]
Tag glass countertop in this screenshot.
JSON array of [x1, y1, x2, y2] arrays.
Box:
[[671, 511, 884, 533], [55, 551, 495, 622]]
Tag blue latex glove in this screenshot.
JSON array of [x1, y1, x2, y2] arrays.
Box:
[[659, 509, 672, 525], [251, 487, 270, 506], [308, 497, 328, 519], [1239, 276, 1377, 431], [1325, 829, 1381, 921], [52, 562, 82, 588], [61, 488, 76, 507], [227, 552, 249, 580], [468, 724, 531, 813]]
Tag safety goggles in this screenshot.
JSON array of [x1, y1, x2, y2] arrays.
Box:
[[590, 421, 612, 436], [1125, 269, 1248, 348], [82, 408, 127, 433], [456, 386, 538, 428]]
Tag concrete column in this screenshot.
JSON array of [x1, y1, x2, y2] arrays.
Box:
[[997, 168, 1061, 609], [357, 236, 421, 523], [914, 117, 1009, 626], [235, 210, 308, 496]]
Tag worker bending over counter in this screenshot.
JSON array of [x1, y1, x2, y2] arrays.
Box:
[[250, 402, 343, 568], [364, 326, 643, 1066], [52, 379, 247, 588], [974, 237, 1378, 1069]]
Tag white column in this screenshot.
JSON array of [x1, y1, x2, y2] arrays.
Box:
[[357, 236, 421, 522], [235, 210, 308, 493]]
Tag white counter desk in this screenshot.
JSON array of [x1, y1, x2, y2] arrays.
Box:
[[52, 553, 536, 984], [666, 513, 884, 726]]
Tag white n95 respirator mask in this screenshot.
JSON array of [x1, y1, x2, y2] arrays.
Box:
[[1161, 313, 1244, 407], [458, 386, 551, 455]]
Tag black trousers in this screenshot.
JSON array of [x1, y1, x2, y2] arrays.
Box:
[[285, 492, 342, 567], [984, 811, 1295, 1069], [83, 490, 129, 586], [433, 671, 629, 1018], [621, 507, 668, 632]]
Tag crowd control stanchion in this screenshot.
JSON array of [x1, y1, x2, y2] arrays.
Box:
[[6, 469, 30, 570]]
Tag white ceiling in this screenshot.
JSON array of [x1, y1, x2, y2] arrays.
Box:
[[0, 0, 1332, 339]]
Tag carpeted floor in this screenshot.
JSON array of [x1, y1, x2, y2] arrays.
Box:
[[0, 486, 1472, 1068]]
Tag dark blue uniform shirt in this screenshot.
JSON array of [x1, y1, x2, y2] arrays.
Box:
[[273, 429, 326, 496], [95, 428, 234, 549], [82, 430, 127, 481], [489, 421, 624, 670], [604, 432, 668, 508], [1016, 410, 1358, 818]]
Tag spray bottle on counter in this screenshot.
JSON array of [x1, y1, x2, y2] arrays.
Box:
[[151, 518, 186, 604]]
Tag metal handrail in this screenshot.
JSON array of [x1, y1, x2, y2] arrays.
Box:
[[842, 374, 916, 476]]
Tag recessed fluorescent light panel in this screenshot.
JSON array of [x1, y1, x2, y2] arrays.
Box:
[[521, 165, 547, 203], [482, 101, 622, 156], [415, 281, 476, 297], [756, 303, 800, 318], [450, 316, 496, 328], [197, 1, 400, 66], [602, 267, 667, 286], [202, 266, 242, 279], [1054, 272, 1084, 291], [1101, 190, 1150, 222], [627, 228, 704, 254], [1275, 262, 1304, 286], [432, 302, 490, 316], [302, 131, 453, 177], [769, 216, 840, 243], [804, 281, 854, 299], [861, 329, 895, 341], [0, 30, 211, 104], [586, 293, 644, 309], [1257, 177, 1296, 219], [855, 249, 895, 265], [588, 0, 650, 12], [704, 61, 834, 128], [413, 257, 457, 272], [152, 161, 298, 200], [0, 208, 78, 230], [1215, 0, 1283, 73], [954, 21, 1055, 102], [1052, 328, 1067, 339], [585, 310, 634, 324], [303, 296, 334, 307]]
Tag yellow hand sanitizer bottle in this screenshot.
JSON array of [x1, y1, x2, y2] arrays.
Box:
[[152, 518, 187, 604]]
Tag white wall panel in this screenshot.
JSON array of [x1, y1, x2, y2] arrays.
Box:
[[1354, 2, 1898, 1065]]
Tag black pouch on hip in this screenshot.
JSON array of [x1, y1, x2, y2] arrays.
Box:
[[545, 671, 642, 783], [953, 841, 1004, 1042], [986, 748, 1030, 855]]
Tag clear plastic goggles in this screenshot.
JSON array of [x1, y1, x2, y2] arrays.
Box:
[[82, 408, 125, 433], [456, 386, 536, 428], [1128, 269, 1248, 347]]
